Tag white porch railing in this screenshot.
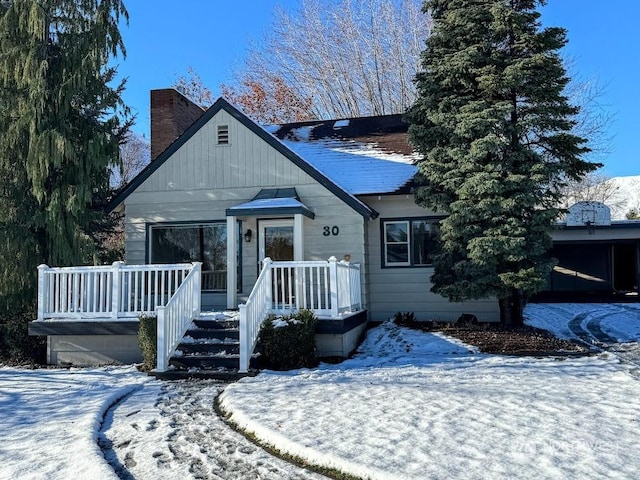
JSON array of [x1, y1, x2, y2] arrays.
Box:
[[36, 261, 201, 372], [156, 262, 202, 371], [37, 257, 362, 374], [238, 258, 273, 373], [238, 256, 362, 373], [268, 256, 361, 316], [37, 262, 195, 320]]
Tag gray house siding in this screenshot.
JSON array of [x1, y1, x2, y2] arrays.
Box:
[[123, 108, 367, 303], [359, 195, 500, 322]]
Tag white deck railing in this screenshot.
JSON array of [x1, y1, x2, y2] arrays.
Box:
[[37, 257, 362, 374], [268, 256, 361, 316], [238, 256, 362, 372], [238, 258, 273, 373], [37, 262, 195, 320], [156, 262, 202, 371]]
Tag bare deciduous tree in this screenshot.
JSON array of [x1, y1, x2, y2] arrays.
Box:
[[560, 172, 619, 206], [564, 61, 614, 163], [559, 171, 632, 220], [223, 0, 432, 120], [174, 67, 214, 108], [221, 76, 314, 124], [112, 131, 150, 188]]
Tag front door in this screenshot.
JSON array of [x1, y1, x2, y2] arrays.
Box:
[[259, 219, 295, 262], [259, 219, 295, 307]]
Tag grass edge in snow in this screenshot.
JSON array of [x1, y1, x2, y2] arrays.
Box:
[[214, 393, 366, 480]]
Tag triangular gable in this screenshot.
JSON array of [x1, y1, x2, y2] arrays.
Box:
[[108, 97, 378, 219]]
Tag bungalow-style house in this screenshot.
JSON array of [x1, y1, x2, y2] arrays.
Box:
[[29, 89, 640, 370]]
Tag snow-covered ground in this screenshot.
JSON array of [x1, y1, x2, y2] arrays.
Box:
[[0, 366, 149, 480], [1, 303, 640, 479], [219, 304, 640, 480]]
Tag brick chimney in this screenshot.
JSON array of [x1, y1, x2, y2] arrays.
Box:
[[150, 89, 207, 160]]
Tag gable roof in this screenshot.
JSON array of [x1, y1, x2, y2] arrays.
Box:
[[107, 97, 377, 219]]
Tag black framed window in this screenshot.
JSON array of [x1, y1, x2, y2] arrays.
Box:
[[382, 218, 440, 267], [149, 222, 228, 291]]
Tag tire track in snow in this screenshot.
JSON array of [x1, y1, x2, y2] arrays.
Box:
[[568, 311, 617, 344], [565, 306, 640, 377]]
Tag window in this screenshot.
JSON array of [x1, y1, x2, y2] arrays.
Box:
[[382, 218, 440, 267], [149, 223, 227, 291], [217, 125, 229, 145]]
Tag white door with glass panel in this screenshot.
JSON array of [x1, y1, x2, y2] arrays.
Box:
[[259, 219, 295, 307], [259, 219, 295, 262]]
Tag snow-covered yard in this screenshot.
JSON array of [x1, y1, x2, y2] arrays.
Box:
[[1, 303, 639, 479], [0, 366, 149, 479]]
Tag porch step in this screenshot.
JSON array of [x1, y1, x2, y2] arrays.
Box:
[[170, 354, 242, 370], [178, 342, 239, 355], [167, 314, 258, 374], [192, 318, 239, 330], [150, 369, 255, 381], [184, 328, 239, 341]]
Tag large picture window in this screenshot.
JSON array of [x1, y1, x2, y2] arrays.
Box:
[[149, 223, 227, 291], [382, 218, 440, 267]]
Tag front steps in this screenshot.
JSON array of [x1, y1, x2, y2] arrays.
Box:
[[155, 313, 258, 380]]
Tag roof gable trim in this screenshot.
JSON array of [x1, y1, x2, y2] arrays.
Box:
[[107, 97, 377, 220]]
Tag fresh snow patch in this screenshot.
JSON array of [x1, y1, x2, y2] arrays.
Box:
[[198, 310, 237, 321], [290, 126, 313, 142], [220, 311, 640, 480], [0, 366, 150, 480], [4, 304, 640, 480], [282, 138, 417, 195]]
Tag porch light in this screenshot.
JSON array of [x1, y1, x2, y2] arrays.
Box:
[[244, 229, 252, 243]]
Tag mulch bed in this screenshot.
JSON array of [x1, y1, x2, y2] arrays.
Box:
[[395, 319, 590, 356]]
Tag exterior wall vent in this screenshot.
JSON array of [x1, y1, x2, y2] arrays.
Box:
[[217, 125, 229, 145]]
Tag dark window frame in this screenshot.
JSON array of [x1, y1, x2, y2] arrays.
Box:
[[380, 216, 444, 268], [145, 220, 241, 292]]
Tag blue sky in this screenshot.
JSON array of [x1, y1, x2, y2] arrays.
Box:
[[116, 0, 639, 177]]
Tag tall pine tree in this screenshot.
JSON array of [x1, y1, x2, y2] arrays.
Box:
[[406, 0, 598, 325], [0, 0, 129, 311]]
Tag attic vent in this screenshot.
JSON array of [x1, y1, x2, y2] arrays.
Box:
[[217, 125, 229, 145]]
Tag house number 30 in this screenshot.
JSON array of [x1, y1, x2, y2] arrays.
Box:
[[323, 226, 340, 236]]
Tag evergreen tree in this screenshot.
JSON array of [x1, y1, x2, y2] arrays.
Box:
[[406, 0, 598, 325], [0, 0, 129, 312]]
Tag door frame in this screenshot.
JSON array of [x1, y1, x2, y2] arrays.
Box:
[[258, 215, 304, 263], [258, 219, 295, 262]]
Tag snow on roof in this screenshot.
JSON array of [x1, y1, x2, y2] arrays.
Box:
[[280, 137, 418, 195], [290, 126, 313, 142], [265, 113, 418, 196], [227, 197, 308, 211]]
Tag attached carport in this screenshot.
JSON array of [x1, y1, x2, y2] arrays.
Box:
[[537, 221, 640, 302], [545, 239, 638, 295]]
